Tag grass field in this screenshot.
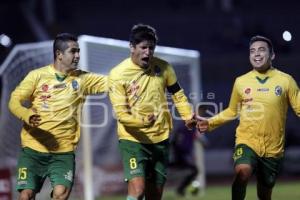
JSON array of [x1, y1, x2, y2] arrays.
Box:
[[98, 181, 300, 200]]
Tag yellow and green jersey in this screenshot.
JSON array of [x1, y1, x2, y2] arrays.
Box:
[[208, 68, 300, 157], [109, 57, 193, 144], [9, 64, 107, 153]]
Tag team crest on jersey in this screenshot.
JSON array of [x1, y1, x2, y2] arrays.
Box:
[[72, 80, 79, 91], [244, 87, 251, 95], [275, 86, 282, 96]]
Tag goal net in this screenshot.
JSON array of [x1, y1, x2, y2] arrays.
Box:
[[0, 41, 54, 199], [0, 35, 202, 199]]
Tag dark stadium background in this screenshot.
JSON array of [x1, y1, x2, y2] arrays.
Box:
[[1, 0, 300, 175]]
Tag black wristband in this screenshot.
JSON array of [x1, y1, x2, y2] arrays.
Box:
[[167, 82, 181, 94]]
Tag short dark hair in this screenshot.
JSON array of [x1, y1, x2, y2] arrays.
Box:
[[249, 35, 274, 54], [129, 24, 158, 46], [53, 33, 78, 59]]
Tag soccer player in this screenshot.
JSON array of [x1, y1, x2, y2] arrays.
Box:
[[197, 35, 300, 200], [9, 33, 107, 200], [108, 24, 196, 200]]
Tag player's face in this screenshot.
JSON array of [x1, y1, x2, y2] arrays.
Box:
[[130, 40, 155, 68], [58, 41, 80, 72], [249, 41, 274, 72]]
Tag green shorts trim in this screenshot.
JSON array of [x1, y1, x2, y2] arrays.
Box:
[[16, 147, 75, 193], [118, 139, 169, 186], [233, 144, 283, 188]]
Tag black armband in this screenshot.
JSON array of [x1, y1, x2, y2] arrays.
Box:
[[167, 82, 181, 94]]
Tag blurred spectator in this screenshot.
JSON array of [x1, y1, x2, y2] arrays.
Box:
[[169, 126, 198, 196], [169, 105, 209, 196]]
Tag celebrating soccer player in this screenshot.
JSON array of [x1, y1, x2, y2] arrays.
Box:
[[197, 35, 300, 200], [9, 33, 107, 200], [108, 24, 196, 200]]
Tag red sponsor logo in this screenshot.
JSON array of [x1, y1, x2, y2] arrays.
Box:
[[244, 88, 251, 95], [242, 98, 253, 103], [40, 95, 51, 101], [41, 84, 49, 92]]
